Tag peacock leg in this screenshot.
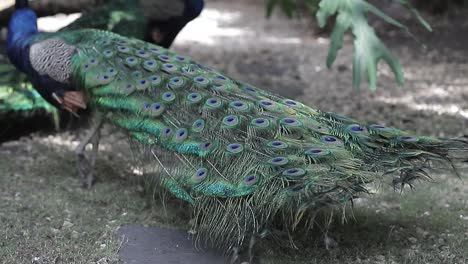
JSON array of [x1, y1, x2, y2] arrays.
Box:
[[75, 113, 104, 188], [324, 232, 338, 250], [230, 247, 240, 264], [230, 228, 268, 264], [247, 232, 256, 264]]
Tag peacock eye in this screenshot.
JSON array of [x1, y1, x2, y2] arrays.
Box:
[[292, 185, 304, 192], [192, 168, 208, 183], [244, 175, 258, 185], [260, 100, 273, 106]]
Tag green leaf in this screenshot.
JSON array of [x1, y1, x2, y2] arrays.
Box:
[[266, 0, 279, 18], [392, 0, 432, 32], [317, 0, 405, 90], [265, 0, 431, 90]]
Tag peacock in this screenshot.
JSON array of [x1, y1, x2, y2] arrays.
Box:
[[6, 0, 467, 260], [0, 0, 204, 138], [60, 0, 204, 48]]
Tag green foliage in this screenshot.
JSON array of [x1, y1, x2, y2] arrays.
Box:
[[265, 0, 431, 90], [0, 62, 58, 122]]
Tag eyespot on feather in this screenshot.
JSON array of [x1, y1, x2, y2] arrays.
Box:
[[161, 91, 176, 102], [135, 49, 150, 58], [281, 168, 306, 179], [304, 148, 330, 156], [229, 101, 250, 112], [204, 98, 222, 109], [161, 127, 173, 139], [187, 93, 203, 104], [174, 128, 188, 142], [125, 56, 139, 67], [192, 168, 208, 183], [136, 79, 150, 90], [222, 115, 240, 128], [322, 136, 343, 146], [280, 117, 303, 127], [250, 118, 270, 128], [194, 76, 210, 87], [149, 75, 163, 87], [161, 63, 178, 73], [168, 77, 185, 89], [243, 174, 259, 186], [226, 143, 243, 154], [267, 157, 289, 166], [267, 140, 289, 149], [192, 119, 205, 133], [150, 102, 165, 116], [143, 60, 158, 72], [347, 124, 368, 134], [398, 135, 419, 143]]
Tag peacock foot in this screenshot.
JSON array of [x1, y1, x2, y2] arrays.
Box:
[[324, 232, 338, 250], [230, 229, 266, 264]]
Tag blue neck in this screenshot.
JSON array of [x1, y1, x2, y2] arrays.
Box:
[[184, 0, 204, 20], [6, 8, 38, 73]]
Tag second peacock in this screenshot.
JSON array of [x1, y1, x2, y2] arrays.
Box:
[[0, 0, 204, 139], [6, 0, 467, 258]]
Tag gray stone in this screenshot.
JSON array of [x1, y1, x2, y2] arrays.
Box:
[[116, 224, 227, 264]]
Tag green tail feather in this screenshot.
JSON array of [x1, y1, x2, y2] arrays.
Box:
[[27, 28, 468, 251]]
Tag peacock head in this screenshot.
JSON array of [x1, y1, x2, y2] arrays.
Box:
[[185, 0, 205, 20], [7, 0, 38, 72]]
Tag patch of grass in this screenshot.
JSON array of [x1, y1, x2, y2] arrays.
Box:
[[259, 177, 468, 263], [0, 136, 188, 263]]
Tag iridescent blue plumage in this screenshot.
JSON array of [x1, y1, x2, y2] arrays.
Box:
[[6, 8, 37, 74], [6, 8, 72, 110]]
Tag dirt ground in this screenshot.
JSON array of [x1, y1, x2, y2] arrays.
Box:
[[0, 0, 467, 263]]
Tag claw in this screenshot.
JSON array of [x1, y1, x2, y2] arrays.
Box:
[[324, 233, 338, 250]]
